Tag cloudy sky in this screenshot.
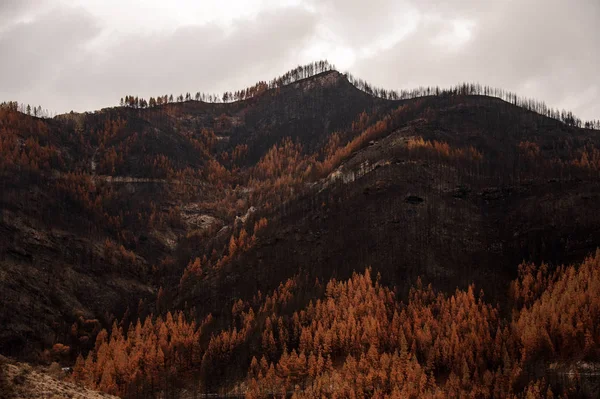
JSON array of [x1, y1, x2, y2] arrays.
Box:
[[1, 0, 598, 120]]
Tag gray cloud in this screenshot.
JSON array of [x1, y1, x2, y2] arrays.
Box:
[[0, 0, 45, 26], [352, 0, 600, 120], [307, 0, 418, 48], [0, 6, 101, 93], [0, 4, 318, 113], [0, 0, 598, 121]]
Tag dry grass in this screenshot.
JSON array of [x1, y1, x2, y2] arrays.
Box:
[[0, 355, 117, 399]]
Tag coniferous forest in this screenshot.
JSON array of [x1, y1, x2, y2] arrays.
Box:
[[1, 62, 600, 398]]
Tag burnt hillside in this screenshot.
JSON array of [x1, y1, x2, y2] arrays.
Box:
[[1, 64, 599, 377]]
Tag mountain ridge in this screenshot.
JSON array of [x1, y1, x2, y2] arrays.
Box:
[[1, 61, 600, 397], [6, 60, 597, 131]]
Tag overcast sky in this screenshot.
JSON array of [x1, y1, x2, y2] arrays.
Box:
[[1, 0, 598, 120]]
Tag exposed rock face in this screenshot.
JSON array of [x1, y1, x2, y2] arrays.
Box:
[[181, 205, 224, 232], [235, 206, 257, 228]]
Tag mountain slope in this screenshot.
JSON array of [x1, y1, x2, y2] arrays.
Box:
[[0, 69, 394, 357], [176, 93, 600, 317], [1, 63, 600, 397], [0, 355, 117, 399]]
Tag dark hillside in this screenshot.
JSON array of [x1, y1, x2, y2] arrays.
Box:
[[1, 62, 600, 397], [176, 96, 600, 317], [0, 69, 394, 358]]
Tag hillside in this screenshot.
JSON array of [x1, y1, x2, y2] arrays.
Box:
[[0, 355, 116, 399], [1, 62, 600, 397]]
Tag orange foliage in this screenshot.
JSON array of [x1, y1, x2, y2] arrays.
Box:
[[252, 138, 310, 181], [0, 108, 61, 173], [247, 269, 513, 397], [77, 250, 600, 397], [518, 141, 541, 159], [407, 136, 484, 162], [514, 250, 600, 362], [571, 145, 600, 171], [103, 239, 138, 269], [315, 103, 427, 177], [232, 144, 249, 163], [72, 312, 212, 397]]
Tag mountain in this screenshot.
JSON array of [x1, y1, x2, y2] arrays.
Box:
[[1, 62, 599, 397]]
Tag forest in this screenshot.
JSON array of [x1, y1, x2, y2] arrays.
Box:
[[70, 251, 600, 398], [1, 61, 600, 398]]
